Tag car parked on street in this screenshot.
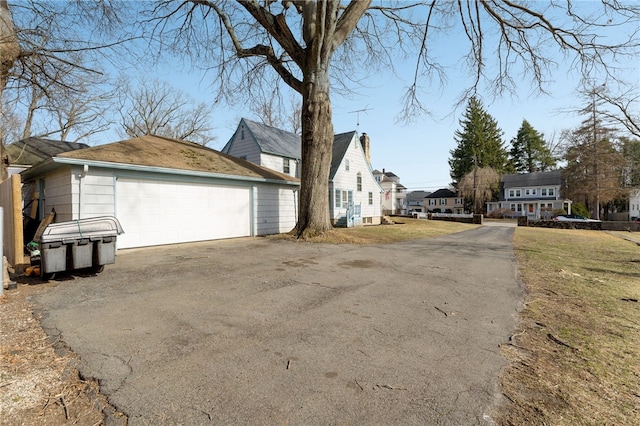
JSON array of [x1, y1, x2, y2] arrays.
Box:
[[554, 214, 601, 222]]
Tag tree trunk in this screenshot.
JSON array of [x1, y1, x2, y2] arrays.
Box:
[[294, 63, 334, 238], [1, 0, 20, 181]]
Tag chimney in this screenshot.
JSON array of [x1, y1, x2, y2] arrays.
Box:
[[360, 133, 370, 164]]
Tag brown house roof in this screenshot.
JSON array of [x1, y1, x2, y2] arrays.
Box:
[[57, 135, 298, 182]]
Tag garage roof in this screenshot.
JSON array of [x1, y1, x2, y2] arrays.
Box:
[[22, 135, 299, 184]]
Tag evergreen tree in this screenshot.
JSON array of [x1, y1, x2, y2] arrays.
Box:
[[449, 97, 509, 185], [509, 119, 556, 172], [620, 137, 640, 187]]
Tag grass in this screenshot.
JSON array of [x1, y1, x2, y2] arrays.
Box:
[[496, 227, 640, 425], [271, 217, 479, 244]]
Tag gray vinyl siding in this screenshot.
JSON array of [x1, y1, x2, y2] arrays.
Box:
[[223, 132, 261, 164], [75, 167, 116, 219]]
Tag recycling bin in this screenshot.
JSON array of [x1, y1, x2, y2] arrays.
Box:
[[36, 216, 124, 279]]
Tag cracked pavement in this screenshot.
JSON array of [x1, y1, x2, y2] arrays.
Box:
[[32, 225, 523, 425]]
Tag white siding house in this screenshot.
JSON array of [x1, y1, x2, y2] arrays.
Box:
[[21, 135, 299, 249], [222, 118, 301, 178], [329, 132, 382, 226]]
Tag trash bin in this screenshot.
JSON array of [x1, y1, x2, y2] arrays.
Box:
[[36, 216, 124, 280]]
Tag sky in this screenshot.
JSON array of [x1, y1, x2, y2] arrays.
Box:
[[87, 2, 640, 193]]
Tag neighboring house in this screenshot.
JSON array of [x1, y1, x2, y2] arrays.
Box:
[[20, 135, 299, 249], [425, 188, 465, 214], [6, 137, 89, 177], [406, 190, 431, 213], [630, 188, 640, 220], [329, 132, 382, 226], [223, 119, 382, 226], [486, 171, 572, 219], [221, 118, 301, 178], [373, 168, 407, 215]]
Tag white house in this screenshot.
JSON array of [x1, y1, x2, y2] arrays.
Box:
[[223, 119, 383, 227], [222, 118, 301, 178], [329, 132, 382, 226], [630, 188, 640, 220], [373, 168, 406, 215], [486, 171, 572, 219], [20, 135, 299, 249]]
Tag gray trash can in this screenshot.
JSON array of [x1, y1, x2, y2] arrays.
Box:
[[36, 216, 124, 280]]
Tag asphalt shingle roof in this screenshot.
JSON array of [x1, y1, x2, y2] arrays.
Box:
[[330, 131, 357, 179], [57, 135, 298, 182], [501, 171, 562, 187], [426, 188, 458, 198], [7, 138, 89, 165], [242, 118, 301, 159]]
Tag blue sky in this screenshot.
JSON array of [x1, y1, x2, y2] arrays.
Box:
[[104, 2, 639, 193]]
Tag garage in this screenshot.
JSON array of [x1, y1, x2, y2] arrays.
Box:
[[116, 178, 251, 249], [20, 135, 299, 250]]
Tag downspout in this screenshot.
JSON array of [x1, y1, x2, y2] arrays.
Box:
[[78, 164, 88, 219]]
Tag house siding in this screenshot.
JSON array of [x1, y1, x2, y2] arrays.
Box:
[[330, 136, 381, 225], [255, 184, 298, 235], [74, 166, 116, 219], [42, 167, 74, 221], [260, 153, 298, 178], [222, 132, 261, 164]]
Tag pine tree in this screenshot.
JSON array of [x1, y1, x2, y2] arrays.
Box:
[[449, 96, 509, 185], [509, 119, 556, 173]]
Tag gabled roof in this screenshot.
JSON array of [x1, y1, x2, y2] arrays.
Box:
[[22, 135, 298, 184], [330, 131, 358, 179], [406, 190, 431, 202], [502, 171, 561, 187], [7, 138, 89, 166], [239, 118, 301, 160], [426, 188, 458, 198]]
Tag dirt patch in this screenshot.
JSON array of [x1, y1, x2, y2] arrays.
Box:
[[0, 280, 120, 425]]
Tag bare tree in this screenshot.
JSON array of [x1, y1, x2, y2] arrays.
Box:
[[118, 79, 215, 146], [140, 1, 638, 237], [0, 0, 20, 180], [457, 166, 500, 214], [252, 94, 302, 134]]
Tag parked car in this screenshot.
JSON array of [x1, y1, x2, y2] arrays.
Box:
[[553, 214, 601, 222]]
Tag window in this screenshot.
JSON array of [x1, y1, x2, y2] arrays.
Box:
[[541, 188, 547, 196], [515, 189, 521, 197], [357, 173, 362, 191], [335, 189, 341, 208], [283, 159, 290, 174], [368, 192, 373, 205], [428, 199, 436, 206], [342, 190, 348, 207], [455, 198, 462, 204], [509, 189, 515, 197], [440, 199, 447, 205], [510, 203, 516, 211], [548, 188, 555, 196], [532, 189, 536, 195], [345, 159, 350, 171], [525, 189, 530, 196]]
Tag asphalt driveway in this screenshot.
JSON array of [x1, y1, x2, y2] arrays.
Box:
[[33, 225, 523, 425]]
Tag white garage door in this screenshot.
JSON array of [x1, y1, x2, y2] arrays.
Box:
[[116, 178, 251, 249]]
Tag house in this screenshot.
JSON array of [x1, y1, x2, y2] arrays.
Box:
[[406, 190, 431, 213], [329, 132, 382, 226], [629, 188, 640, 220], [425, 188, 465, 214], [373, 168, 407, 215], [6, 137, 89, 177], [20, 135, 299, 249], [221, 118, 301, 178], [486, 171, 572, 219], [223, 119, 382, 226]]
